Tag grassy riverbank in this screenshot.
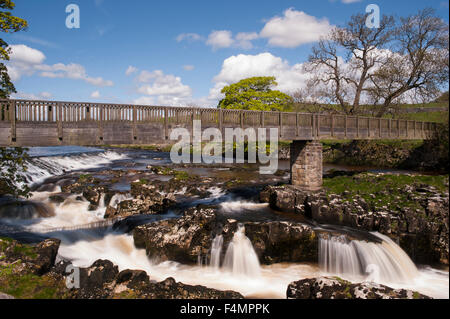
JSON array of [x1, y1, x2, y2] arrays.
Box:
[[323, 173, 449, 211]]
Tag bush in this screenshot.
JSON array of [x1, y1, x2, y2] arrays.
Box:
[[0, 147, 30, 198]]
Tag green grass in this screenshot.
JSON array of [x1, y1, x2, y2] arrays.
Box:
[[0, 264, 65, 299], [323, 173, 449, 211], [394, 111, 449, 123], [321, 139, 424, 151]]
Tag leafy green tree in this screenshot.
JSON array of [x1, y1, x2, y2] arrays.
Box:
[[0, 1, 29, 198], [0, 147, 30, 198], [218, 76, 293, 111], [1, 0, 28, 99]]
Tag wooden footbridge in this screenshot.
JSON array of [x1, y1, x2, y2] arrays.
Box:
[[0, 99, 439, 189], [0, 99, 437, 147]]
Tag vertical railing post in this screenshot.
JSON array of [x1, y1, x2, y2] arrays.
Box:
[[10, 100, 16, 143], [86, 105, 91, 121], [261, 111, 265, 127], [279, 111, 282, 138], [406, 120, 409, 139], [133, 105, 137, 142], [99, 104, 104, 143], [389, 118, 392, 138], [219, 108, 223, 135], [378, 118, 382, 138], [164, 108, 169, 140], [344, 116, 348, 138], [296, 113, 300, 137], [311, 114, 315, 139], [356, 116, 360, 138], [191, 108, 195, 141], [57, 102, 63, 142], [48, 104, 53, 122], [317, 114, 320, 138], [397, 119, 400, 138], [414, 120, 417, 139], [421, 121, 424, 139], [330, 114, 334, 137]]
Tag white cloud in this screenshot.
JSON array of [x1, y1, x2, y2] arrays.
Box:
[[235, 32, 259, 50], [183, 65, 195, 71], [176, 33, 203, 42], [37, 63, 114, 87], [136, 70, 192, 97], [12, 91, 53, 100], [125, 65, 138, 76], [260, 8, 332, 48], [91, 90, 101, 98], [209, 52, 310, 100], [341, 0, 362, 3], [6, 44, 114, 87], [8, 44, 46, 64], [206, 30, 234, 50], [131, 69, 194, 106]]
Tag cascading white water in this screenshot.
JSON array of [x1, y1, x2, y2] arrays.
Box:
[[23, 150, 127, 186], [319, 232, 419, 284], [109, 193, 133, 209], [210, 235, 223, 269], [222, 224, 261, 277]]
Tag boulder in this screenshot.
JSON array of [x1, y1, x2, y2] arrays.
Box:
[[133, 206, 219, 264], [287, 277, 431, 299]]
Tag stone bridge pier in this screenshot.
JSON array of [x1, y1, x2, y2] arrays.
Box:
[[290, 140, 323, 190]]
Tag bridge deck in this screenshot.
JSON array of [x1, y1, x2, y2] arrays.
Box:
[[0, 99, 438, 147]]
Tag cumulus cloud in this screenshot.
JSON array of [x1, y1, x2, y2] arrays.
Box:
[[131, 69, 195, 106], [90, 90, 101, 98], [260, 8, 332, 48], [176, 33, 204, 42], [37, 63, 113, 87], [182, 65, 195, 71], [208, 52, 310, 100], [125, 65, 138, 76], [6, 44, 114, 87], [206, 30, 234, 50], [136, 70, 192, 97], [235, 32, 259, 50]]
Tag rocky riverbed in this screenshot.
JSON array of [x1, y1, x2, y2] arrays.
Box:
[[0, 147, 448, 299]]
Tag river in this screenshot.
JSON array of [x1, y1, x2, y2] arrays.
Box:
[[0, 146, 448, 299]]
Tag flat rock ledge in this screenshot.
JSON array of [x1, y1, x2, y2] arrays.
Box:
[[287, 277, 431, 299]]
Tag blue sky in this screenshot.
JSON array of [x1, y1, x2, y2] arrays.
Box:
[[3, 0, 449, 107]]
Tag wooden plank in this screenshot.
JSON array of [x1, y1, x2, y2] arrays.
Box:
[[10, 100, 16, 142]]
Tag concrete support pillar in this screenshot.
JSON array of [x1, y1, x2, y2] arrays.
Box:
[[290, 140, 323, 190]]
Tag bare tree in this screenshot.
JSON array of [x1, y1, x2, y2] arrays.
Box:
[[367, 9, 449, 117], [304, 13, 395, 115]]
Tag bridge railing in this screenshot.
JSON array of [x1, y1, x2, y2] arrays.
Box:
[[0, 99, 439, 142]]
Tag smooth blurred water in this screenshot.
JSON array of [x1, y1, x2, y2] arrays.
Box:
[[26, 146, 105, 158]]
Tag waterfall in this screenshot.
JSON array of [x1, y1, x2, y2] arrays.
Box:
[[319, 232, 419, 284], [210, 235, 223, 269], [22, 150, 127, 186], [222, 224, 261, 277]]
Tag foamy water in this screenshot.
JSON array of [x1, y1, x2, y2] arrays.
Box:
[[23, 150, 127, 186]]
